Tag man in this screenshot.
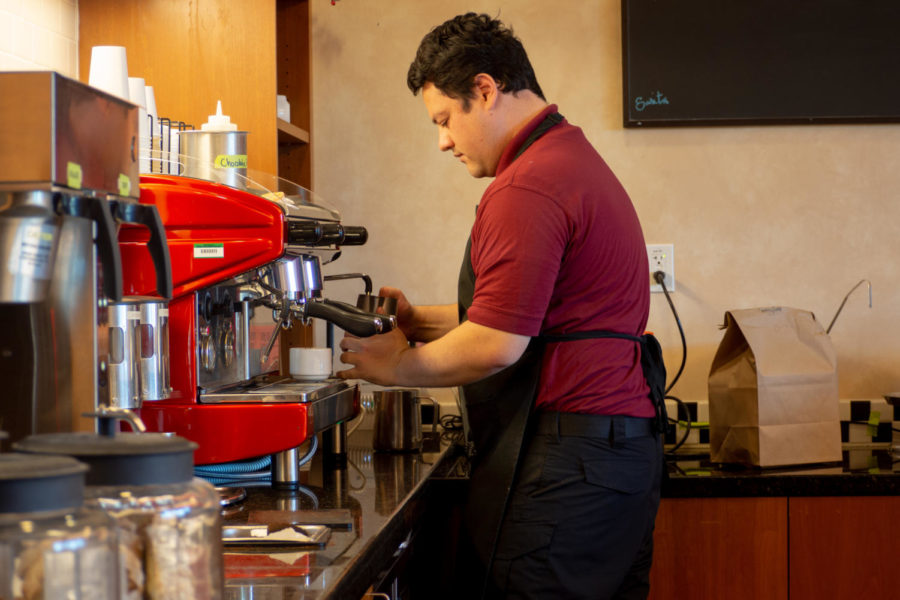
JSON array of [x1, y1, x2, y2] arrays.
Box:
[[338, 12, 662, 599]]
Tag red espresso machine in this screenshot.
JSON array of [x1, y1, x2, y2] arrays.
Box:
[[118, 173, 390, 485]]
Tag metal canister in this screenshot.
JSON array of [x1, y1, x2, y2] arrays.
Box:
[[107, 297, 170, 408], [179, 130, 248, 189], [107, 298, 141, 409], [138, 298, 170, 401]]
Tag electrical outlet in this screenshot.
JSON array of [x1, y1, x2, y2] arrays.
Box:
[[647, 244, 675, 293]]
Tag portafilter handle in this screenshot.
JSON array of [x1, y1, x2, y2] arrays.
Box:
[[325, 298, 398, 330], [301, 299, 392, 337]]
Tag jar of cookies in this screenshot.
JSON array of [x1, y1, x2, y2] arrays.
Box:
[[15, 412, 223, 600], [0, 453, 119, 599]]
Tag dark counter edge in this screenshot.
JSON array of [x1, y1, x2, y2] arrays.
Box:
[[663, 451, 900, 498], [321, 443, 467, 599]]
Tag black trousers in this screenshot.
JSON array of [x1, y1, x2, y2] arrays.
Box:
[[489, 412, 663, 599]]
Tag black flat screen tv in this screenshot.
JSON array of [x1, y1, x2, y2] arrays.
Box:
[[622, 0, 900, 127]]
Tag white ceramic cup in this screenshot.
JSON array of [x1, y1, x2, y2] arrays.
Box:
[[290, 347, 332, 381], [89, 45, 129, 99]]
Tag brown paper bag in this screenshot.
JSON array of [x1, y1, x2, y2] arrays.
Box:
[[708, 307, 842, 467]]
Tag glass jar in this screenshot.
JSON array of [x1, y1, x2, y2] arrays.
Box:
[[87, 478, 223, 600], [15, 431, 223, 600], [0, 453, 119, 599]]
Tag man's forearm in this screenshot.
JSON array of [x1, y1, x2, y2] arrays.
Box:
[[407, 303, 460, 342], [394, 320, 530, 387]]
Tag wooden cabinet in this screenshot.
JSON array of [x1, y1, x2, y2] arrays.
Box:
[[789, 497, 900, 600], [79, 0, 312, 186], [79, 0, 279, 175], [649, 495, 900, 600], [649, 497, 788, 600]]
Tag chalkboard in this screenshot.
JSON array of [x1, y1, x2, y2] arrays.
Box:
[[622, 0, 900, 127]]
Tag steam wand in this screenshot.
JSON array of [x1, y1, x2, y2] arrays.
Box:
[[260, 300, 293, 365], [826, 279, 872, 334]]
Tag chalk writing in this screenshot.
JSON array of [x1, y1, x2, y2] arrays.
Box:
[[635, 92, 670, 112]]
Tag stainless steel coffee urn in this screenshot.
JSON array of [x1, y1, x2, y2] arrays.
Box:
[[0, 71, 172, 449]]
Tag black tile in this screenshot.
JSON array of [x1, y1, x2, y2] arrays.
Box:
[[840, 421, 850, 442], [875, 422, 893, 443], [699, 429, 709, 444], [850, 400, 870, 422], [677, 402, 697, 422]]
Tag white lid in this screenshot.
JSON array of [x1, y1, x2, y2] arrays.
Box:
[[200, 100, 238, 131]]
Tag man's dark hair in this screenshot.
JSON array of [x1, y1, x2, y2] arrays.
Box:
[[407, 12, 545, 107]]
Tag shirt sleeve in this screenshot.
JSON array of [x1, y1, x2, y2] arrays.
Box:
[[466, 182, 571, 336]]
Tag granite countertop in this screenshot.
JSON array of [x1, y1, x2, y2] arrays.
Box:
[[663, 445, 900, 497], [216, 429, 899, 597], [219, 427, 464, 599]]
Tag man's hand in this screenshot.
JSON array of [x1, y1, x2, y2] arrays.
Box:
[[377, 286, 417, 338], [336, 327, 412, 386], [378, 286, 459, 343]]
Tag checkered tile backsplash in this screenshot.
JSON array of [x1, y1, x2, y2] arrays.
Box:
[[663, 398, 899, 448]]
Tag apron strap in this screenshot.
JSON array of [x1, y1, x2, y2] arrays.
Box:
[[539, 330, 669, 434]]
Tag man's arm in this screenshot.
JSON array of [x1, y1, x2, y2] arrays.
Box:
[[337, 320, 530, 387], [404, 303, 459, 342], [377, 286, 458, 342]]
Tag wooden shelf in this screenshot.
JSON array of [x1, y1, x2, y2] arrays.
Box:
[[277, 118, 310, 145], [78, 0, 278, 175]]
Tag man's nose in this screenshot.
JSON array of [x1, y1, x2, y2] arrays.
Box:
[[438, 129, 453, 152]]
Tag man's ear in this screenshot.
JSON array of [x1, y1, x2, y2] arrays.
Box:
[[472, 73, 500, 109]]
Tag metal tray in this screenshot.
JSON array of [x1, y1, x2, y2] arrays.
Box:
[[222, 524, 331, 546]]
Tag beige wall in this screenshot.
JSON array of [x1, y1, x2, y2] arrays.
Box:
[[311, 0, 900, 403]]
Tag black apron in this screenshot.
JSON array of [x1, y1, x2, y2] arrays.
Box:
[[453, 112, 563, 598], [453, 112, 667, 599], [455, 234, 546, 599]]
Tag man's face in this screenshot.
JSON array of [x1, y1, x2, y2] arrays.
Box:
[[422, 82, 501, 178]]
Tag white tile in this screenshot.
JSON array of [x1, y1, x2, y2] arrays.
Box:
[[0, 49, 38, 69], [0, 0, 22, 16], [33, 29, 66, 71], [0, 10, 12, 53], [31, 25, 52, 65], [59, 0, 75, 38], [18, 0, 39, 21], [870, 401, 892, 422], [848, 423, 872, 443], [838, 399, 852, 421], [696, 400, 709, 422], [22, 0, 54, 32], [64, 36, 75, 78], [11, 15, 32, 60]]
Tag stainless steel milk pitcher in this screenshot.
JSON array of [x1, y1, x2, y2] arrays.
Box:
[[372, 389, 437, 452]]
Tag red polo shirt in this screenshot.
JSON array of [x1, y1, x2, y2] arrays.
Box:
[[466, 105, 653, 416]]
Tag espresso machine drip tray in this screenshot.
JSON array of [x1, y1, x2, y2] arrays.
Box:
[[200, 376, 349, 404]]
